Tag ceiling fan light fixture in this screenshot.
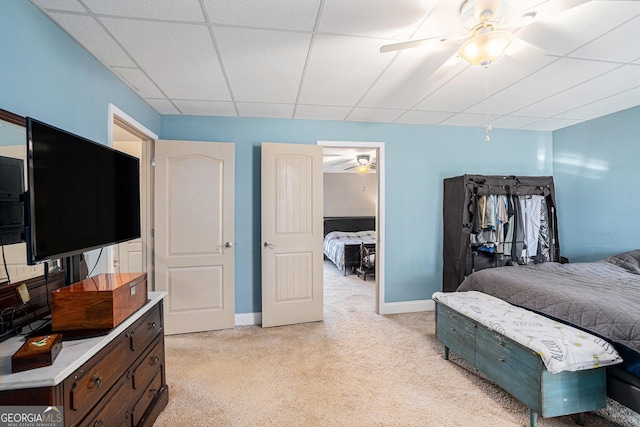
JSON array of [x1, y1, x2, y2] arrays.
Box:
[[356, 164, 370, 174], [458, 28, 513, 66]]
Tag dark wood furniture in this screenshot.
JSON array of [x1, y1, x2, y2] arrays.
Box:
[[323, 216, 376, 274], [0, 293, 167, 427]]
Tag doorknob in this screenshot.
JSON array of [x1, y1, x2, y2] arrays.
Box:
[[263, 241, 276, 248], [225, 242, 233, 248]]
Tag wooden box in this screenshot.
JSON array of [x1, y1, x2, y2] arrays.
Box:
[[12, 333, 63, 373], [51, 272, 147, 331]]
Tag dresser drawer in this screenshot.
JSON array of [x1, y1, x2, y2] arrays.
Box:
[[436, 303, 477, 365], [132, 337, 164, 392], [66, 334, 132, 421], [127, 303, 162, 353], [80, 373, 132, 427], [132, 372, 164, 426]]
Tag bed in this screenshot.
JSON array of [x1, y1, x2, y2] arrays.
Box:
[[456, 249, 640, 414], [323, 217, 376, 275]]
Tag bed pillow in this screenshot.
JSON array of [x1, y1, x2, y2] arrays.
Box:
[[603, 249, 640, 275]]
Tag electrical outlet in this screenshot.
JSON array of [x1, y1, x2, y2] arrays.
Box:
[[17, 283, 31, 303]]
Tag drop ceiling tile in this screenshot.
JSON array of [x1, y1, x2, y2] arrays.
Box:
[[522, 118, 582, 131], [145, 99, 180, 115], [490, 115, 543, 130], [112, 67, 164, 98], [83, 0, 205, 22], [173, 100, 237, 117], [298, 34, 395, 106], [394, 110, 454, 125], [556, 86, 640, 121], [214, 27, 311, 103], [204, 0, 320, 31], [571, 15, 640, 63], [31, 0, 86, 12], [236, 102, 294, 119], [346, 107, 405, 123], [359, 46, 464, 109], [319, 0, 437, 38], [47, 12, 135, 67], [101, 18, 231, 101], [516, 65, 640, 118], [514, 1, 640, 56], [441, 112, 501, 128], [294, 105, 351, 121], [467, 58, 619, 115]]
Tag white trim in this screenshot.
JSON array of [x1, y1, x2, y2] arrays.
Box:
[[378, 299, 435, 315], [106, 104, 158, 284], [317, 140, 385, 314], [236, 312, 262, 326], [107, 104, 158, 145]]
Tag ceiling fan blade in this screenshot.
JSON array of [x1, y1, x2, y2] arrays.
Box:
[[506, 36, 546, 63], [380, 36, 445, 53], [529, 0, 591, 21], [426, 51, 466, 83]]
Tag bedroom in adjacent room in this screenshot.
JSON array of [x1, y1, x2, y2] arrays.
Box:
[[322, 146, 378, 312]]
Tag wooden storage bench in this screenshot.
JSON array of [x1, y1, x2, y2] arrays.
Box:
[[435, 301, 607, 427]]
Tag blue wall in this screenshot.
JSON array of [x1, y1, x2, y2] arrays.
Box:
[[2, 0, 559, 314], [0, 0, 160, 144], [162, 116, 553, 313], [553, 105, 640, 262]]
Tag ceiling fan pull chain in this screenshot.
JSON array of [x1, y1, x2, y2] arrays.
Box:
[[485, 65, 492, 142]]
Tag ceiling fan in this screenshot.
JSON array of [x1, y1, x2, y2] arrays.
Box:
[[344, 154, 376, 173], [380, 0, 589, 68]]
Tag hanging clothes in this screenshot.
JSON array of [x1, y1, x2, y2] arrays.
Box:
[[520, 195, 543, 258]]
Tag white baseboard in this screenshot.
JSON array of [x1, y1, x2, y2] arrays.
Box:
[[378, 299, 435, 315], [235, 312, 261, 326], [235, 300, 435, 325]]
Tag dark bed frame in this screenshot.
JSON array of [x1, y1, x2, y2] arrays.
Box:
[[323, 216, 375, 275]]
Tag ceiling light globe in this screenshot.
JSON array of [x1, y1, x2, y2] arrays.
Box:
[[458, 29, 513, 66]]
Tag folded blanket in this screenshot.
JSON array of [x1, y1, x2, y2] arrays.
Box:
[[432, 291, 622, 374]]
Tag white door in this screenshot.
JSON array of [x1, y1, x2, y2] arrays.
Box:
[[155, 140, 235, 334], [114, 239, 143, 273], [261, 142, 323, 328]]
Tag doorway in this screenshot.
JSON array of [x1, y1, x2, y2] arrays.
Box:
[[318, 141, 385, 314], [106, 104, 157, 288]]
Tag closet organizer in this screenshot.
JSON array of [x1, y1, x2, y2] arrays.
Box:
[[443, 175, 561, 292]]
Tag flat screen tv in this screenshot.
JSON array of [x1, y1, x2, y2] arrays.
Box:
[[25, 117, 141, 269], [0, 155, 25, 245]]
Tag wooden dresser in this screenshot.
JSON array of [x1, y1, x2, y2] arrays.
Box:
[[0, 292, 168, 427]]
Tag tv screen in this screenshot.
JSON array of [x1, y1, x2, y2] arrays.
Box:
[[25, 118, 141, 265], [0, 155, 25, 245]]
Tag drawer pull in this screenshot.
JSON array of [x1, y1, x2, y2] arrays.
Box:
[[450, 327, 456, 332], [499, 340, 506, 346], [151, 355, 160, 366], [499, 357, 506, 363], [94, 420, 104, 427], [89, 373, 103, 389], [149, 321, 157, 329], [149, 388, 158, 398]]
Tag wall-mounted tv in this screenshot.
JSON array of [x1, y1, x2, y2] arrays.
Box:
[[25, 118, 141, 273]]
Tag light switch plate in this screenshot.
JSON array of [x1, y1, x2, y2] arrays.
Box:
[[17, 283, 31, 303]]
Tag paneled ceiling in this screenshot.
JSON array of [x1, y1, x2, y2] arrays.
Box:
[[30, 0, 640, 131]]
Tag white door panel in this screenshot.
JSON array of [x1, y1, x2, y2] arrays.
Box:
[[261, 143, 323, 328], [155, 140, 235, 334]]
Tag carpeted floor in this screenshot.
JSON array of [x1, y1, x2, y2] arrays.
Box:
[[154, 261, 640, 426]]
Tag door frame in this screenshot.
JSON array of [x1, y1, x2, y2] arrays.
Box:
[[107, 104, 157, 288], [317, 140, 385, 314]]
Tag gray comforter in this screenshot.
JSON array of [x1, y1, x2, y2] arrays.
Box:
[[457, 250, 640, 353]]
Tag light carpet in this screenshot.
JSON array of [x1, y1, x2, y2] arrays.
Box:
[[154, 262, 640, 426]]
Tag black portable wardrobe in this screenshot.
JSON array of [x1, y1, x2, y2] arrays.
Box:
[[442, 174, 561, 292]]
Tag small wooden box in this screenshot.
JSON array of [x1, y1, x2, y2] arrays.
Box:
[[51, 272, 147, 331], [12, 334, 63, 373]]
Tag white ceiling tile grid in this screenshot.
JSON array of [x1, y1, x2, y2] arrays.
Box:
[[29, 0, 640, 130]]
